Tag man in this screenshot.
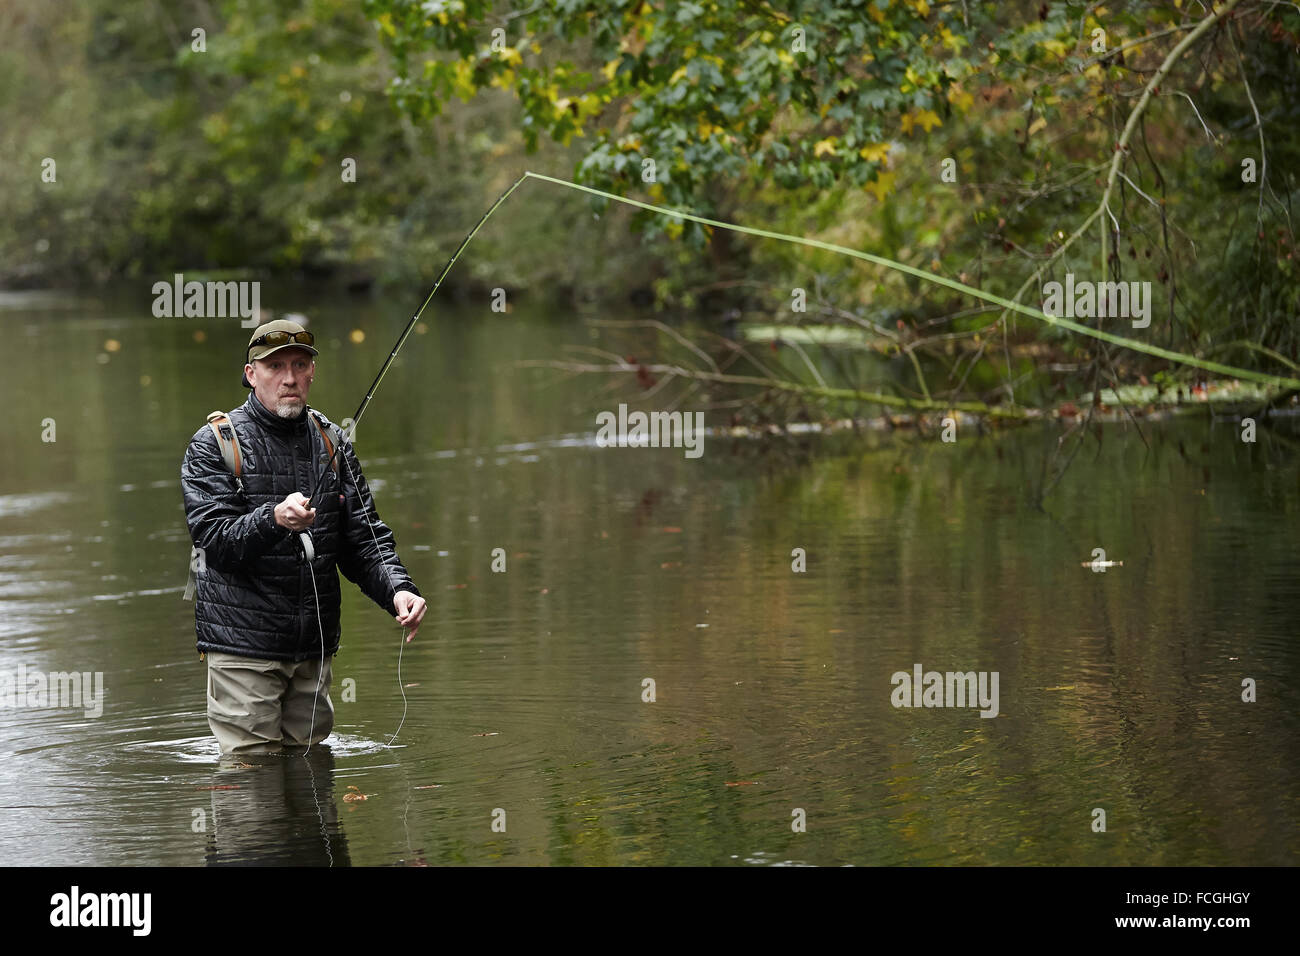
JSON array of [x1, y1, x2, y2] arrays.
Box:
[[181, 318, 427, 754]]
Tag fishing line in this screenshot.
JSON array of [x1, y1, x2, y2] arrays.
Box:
[[337, 445, 412, 750], [303, 557, 326, 756], [301, 746, 334, 867], [298, 420, 411, 755]]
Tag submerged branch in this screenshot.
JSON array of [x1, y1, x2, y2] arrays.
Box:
[[513, 359, 1034, 419]]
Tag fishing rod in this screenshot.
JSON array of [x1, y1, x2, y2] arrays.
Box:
[[297, 167, 1300, 551], [291, 172, 529, 566], [301, 171, 530, 521]]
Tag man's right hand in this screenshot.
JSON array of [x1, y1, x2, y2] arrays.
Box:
[[274, 492, 317, 531]]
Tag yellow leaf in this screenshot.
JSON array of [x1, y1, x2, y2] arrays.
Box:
[[813, 137, 837, 158], [602, 59, 620, 82], [859, 142, 891, 163], [939, 26, 967, 53], [453, 60, 476, 99], [669, 65, 688, 85], [1027, 115, 1047, 137], [864, 170, 896, 201], [905, 107, 942, 133]]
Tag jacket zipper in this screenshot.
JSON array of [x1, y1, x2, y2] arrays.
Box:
[[292, 436, 305, 657]]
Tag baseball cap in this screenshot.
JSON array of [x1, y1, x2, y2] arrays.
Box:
[[241, 319, 319, 388]]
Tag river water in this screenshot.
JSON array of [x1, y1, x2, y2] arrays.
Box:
[[0, 287, 1296, 865]]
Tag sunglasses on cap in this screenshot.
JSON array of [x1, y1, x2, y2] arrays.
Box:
[[249, 329, 315, 350]]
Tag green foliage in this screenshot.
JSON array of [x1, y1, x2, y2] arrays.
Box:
[[4, 0, 1299, 403], [365, 0, 1300, 390], [367, 0, 978, 247]]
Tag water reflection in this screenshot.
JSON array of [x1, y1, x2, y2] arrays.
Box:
[[204, 749, 350, 867]]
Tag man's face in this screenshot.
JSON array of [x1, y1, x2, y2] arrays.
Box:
[[245, 347, 315, 418]]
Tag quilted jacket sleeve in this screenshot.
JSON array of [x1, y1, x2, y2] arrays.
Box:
[[181, 426, 288, 570], [333, 433, 421, 617]]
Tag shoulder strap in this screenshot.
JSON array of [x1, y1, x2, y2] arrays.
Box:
[[308, 411, 339, 476], [204, 410, 245, 493], [185, 410, 242, 602]]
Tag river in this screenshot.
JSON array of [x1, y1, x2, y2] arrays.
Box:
[[0, 287, 1296, 865]]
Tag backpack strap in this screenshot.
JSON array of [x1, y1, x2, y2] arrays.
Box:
[[185, 410, 243, 602], [307, 411, 340, 477], [205, 410, 245, 494]]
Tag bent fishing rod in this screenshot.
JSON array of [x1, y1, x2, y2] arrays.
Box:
[[293, 173, 530, 560], [292, 168, 1300, 561]]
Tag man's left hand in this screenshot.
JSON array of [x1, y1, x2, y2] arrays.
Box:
[[393, 591, 427, 642]]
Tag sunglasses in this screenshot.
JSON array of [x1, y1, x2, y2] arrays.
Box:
[[248, 330, 314, 357]]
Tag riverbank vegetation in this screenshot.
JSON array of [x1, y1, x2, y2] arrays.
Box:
[[3, 0, 1297, 426]]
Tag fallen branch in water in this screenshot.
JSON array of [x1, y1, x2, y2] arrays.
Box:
[[512, 358, 1036, 420]]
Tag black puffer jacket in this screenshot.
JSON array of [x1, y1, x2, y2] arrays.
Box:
[[181, 391, 421, 662]]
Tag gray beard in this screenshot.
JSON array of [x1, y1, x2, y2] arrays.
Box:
[[273, 399, 304, 418]]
